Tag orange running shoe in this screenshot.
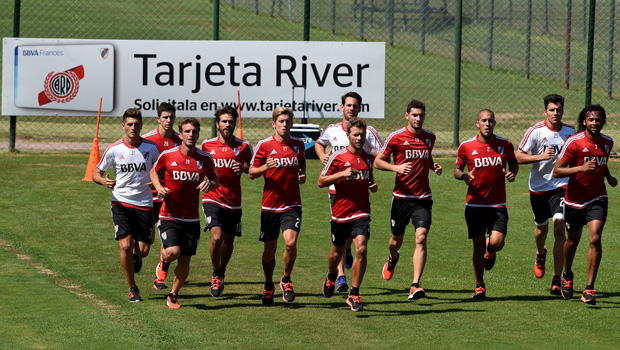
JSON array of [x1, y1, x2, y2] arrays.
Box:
[[408, 285, 426, 300], [155, 255, 170, 281], [129, 286, 142, 302], [346, 294, 363, 311], [581, 289, 596, 305], [262, 287, 275, 306], [382, 251, 399, 280], [153, 277, 167, 290], [561, 270, 574, 300], [323, 274, 336, 298], [211, 275, 224, 297], [550, 275, 562, 295], [534, 247, 547, 278], [280, 278, 295, 302], [167, 293, 181, 309], [473, 284, 486, 300]]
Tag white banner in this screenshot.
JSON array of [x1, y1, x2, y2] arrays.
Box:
[[2, 38, 385, 118]]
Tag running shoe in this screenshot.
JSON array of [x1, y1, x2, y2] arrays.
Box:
[[484, 238, 496, 271], [408, 286, 426, 300], [346, 294, 363, 312], [323, 274, 335, 298], [473, 284, 486, 301], [153, 277, 168, 290], [280, 278, 296, 302], [581, 289, 596, 305], [534, 247, 547, 278], [382, 251, 399, 280], [262, 287, 275, 306], [336, 275, 349, 293], [129, 286, 143, 302], [550, 275, 562, 295], [345, 248, 353, 269], [211, 275, 224, 297], [561, 270, 574, 300], [155, 255, 171, 281], [133, 254, 143, 273], [167, 293, 181, 309]]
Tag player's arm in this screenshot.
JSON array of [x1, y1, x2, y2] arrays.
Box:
[[298, 158, 307, 185], [150, 167, 169, 198], [318, 167, 356, 188], [197, 176, 220, 192], [505, 159, 519, 183], [453, 163, 474, 185], [605, 166, 618, 187], [369, 171, 378, 193], [314, 140, 331, 165], [515, 148, 554, 164], [430, 155, 442, 176], [249, 155, 275, 179], [92, 169, 116, 190], [374, 152, 411, 174], [553, 157, 596, 178]]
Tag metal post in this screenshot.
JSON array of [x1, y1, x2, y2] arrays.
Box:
[[526, 0, 532, 79], [421, 0, 428, 54], [212, 0, 220, 138], [565, 0, 572, 89], [331, 0, 336, 34], [360, 0, 365, 40], [582, 0, 587, 41], [544, 0, 549, 34], [387, 0, 394, 46], [487, 0, 494, 69], [10, 0, 20, 152], [475, 0, 479, 21], [509, 0, 513, 26], [304, 0, 310, 41], [585, 0, 596, 105], [454, 0, 463, 147], [608, 0, 615, 98], [255, 0, 259, 15]]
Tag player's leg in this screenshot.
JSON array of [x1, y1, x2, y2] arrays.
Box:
[[466, 207, 487, 300], [552, 217, 567, 276], [412, 227, 429, 285], [409, 199, 432, 299], [219, 232, 236, 274], [209, 225, 225, 272], [531, 193, 550, 278], [259, 211, 280, 305], [324, 221, 348, 297], [586, 220, 604, 287], [280, 228, 299, 302], [118, 234, 137, 287], [167, 254, 191, 309], [336, 237, 352, 292], [383, 198, 410, 280], [348, 233, 369, 312], [562, 225, 582, 300]]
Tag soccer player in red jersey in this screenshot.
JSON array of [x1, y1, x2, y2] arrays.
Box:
[[454, 109, 518, 300], [201, 106, 253, 297], [553, 105, 617, 305], [143, 103, 182, 291], [314, 92, 383, 293], [374, 100, 442, 300], [249, 107, 306, 306], [516, 94, 574, 294], [150, 118, 220, 309], [319, 117, 377, 312], [93, 108, 160, 302]]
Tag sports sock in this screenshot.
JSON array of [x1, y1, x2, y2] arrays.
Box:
[[563, 270, 573, 279], [265, 281, 274, 290], [328, 272, 337, 281], [585, 284, 594, 290], [281, 275, 291, 283], [350, 287, 360, 295], [411, 282, 420, 288], [162, 260, 171, 271]]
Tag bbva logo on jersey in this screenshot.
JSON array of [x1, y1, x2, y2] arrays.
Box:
[[405, 149, 429, 159], [348, 170, 371, 181], [172, 170, 201, 181], [474, 156, 503, 168], [214, 158, 237, 168], [273, 156, 299, 167], [119, 163, 147, 172]]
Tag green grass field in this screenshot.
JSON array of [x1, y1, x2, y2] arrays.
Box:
[[2, 151, 620, 349]]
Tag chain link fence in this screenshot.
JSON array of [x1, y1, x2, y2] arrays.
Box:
[[2, 0, 620, 152]]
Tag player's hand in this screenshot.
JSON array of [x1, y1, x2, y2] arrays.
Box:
[[232, 161, 242, 175], [433, 162, 443, 176], [320, 151, 331, 165], [197, 180, 213, 193], [266, 155, 276, 170], [157, 187, 170, 198], [582, 158, 597, 172], [503, 168, 516, 183], [607, 176, 618, 187], [298, 169, 306, 184], [104, 174, 116, 190], [147, 182, 155, 190], [343, 167, 359, 180], [395, 163, 412, 175], [369, 182, 378, 193], [542, 146, 555, 160], [461, 172, 474, 185]]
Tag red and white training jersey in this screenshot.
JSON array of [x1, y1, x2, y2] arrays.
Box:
[[321, 148, 375, 222], [317, 121, 383, 194], [558, 131, 613, 208], [201, 137, 253, 210], [154, 147, 218, 223], [456, 135, 516, 208], [381, 127, 435, 199], [519, 121, 574, 194], [143, 128, 182, 203], [97, 138, 159, 209], [251, 135, 305, 212]]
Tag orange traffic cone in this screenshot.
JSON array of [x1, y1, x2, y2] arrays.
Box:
[[82, 137, 100, 181], [236, 90, 243, 139]]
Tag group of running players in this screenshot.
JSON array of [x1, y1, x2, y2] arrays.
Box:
[[93, 92, 614, 311]]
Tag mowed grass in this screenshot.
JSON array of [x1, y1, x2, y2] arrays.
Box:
[[2, 151, 620, 349]]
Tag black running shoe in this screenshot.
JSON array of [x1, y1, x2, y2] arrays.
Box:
[[280, 278, 295, 302], [133, 254, 143, 273], [346, 294, 363, 312], [473, 284, 486, 301], [262, 287, 275, 306], [211, 275, 224, 297], [129, 286, 143, 302], [550, 275, 561, 296], [581, 289, 596, 305], [561, 271, 574, 300], [153, 277, 167, 290], [323, 274, 335, 298]]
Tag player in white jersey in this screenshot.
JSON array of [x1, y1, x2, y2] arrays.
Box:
[[516, 94, 575, 295], [314, 92, 383, 293], [93, 108, 160, 302]]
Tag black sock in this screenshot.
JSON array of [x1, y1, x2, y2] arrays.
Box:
[[213, 269, 221, 277], [265, 281, 274, 290], [281, 275, 291, 283], [350, 287, 360, 295], [563, 270, 573, 279], [327, 272, 337, 281], [585, 284, 594, 290], [411, 282, 420, 288]]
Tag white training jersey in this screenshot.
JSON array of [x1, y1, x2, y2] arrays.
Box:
[[317, 121, 383, 193], [518, 121, 575, 194], [97, 138, 160, 207]]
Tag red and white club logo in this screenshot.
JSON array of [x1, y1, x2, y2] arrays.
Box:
[[38, 65, 85, 106]]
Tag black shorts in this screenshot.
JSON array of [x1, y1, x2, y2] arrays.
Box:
[[153, 201, 163, 226], [564, 198, 608, 233], [111, 204, 153, 243], [259, 208, 302, 242], [390, 198, 433, 236], [202, 202, 242, 237], [330, 217, 371, 247], [158, 220, 201, 256], [530, 189, 565, 226], [465, 206, 509, 239]]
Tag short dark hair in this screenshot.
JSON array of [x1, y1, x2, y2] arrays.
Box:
[[406, 99, 426, 113], [157, 102, 176, 118], [577, 104, 606, 132], [478, 109, 495, 119], [178, 117, 201, 132], [346, 117, 367, 134], [341, 92, 362, 105], [543, 94, 565, 110], [122, 108, 142, 123], [215, 106, 238, 123]]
